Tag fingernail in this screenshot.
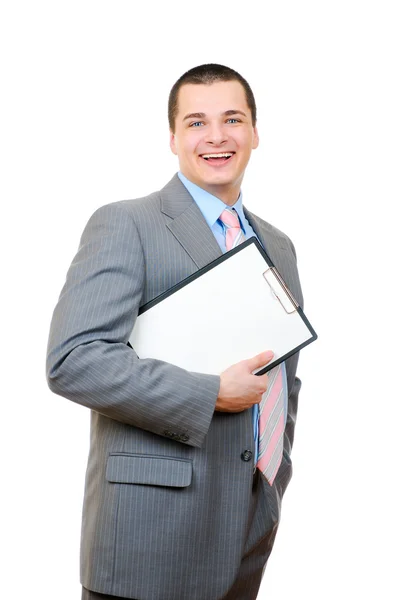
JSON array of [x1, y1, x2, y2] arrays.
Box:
[[264, 350, 274, 360]]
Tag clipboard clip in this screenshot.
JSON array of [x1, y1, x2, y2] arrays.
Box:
[[263, 267, 299, 314]]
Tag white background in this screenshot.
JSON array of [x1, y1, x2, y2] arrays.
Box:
[[1, 1, 397, 598]]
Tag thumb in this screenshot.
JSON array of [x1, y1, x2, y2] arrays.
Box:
[[245, 350, 274, 372]]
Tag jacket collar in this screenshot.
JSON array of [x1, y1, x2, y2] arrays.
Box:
[[160, 174, 222, 269], [160, 173, 286, 272]]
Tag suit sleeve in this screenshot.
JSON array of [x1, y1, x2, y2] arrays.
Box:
[[46, 202, 220, 447]]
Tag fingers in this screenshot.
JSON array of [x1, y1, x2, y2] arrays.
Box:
[[245, 350, 274, 372]]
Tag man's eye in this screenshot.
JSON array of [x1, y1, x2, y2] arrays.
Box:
[[190, 121, 204, 127], [227, 118, 240, 124]]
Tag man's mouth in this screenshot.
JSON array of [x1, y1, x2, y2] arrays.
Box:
[[200, 152, 235, 165]]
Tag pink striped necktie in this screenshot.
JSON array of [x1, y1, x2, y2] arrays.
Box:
[[219, 208, 245, 250], [256, 365, 285, 485], [219, 207, 285, 486]]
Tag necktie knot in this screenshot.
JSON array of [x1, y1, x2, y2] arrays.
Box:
[[219, 208, 245, 251], [219, 208, 240, 229]]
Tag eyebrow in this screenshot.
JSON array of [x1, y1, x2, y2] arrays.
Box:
[[182, 109, 248, 121]]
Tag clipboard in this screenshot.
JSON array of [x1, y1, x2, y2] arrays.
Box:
[[129, 238, 317, 376]]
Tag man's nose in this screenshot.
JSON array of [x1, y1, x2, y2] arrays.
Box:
[[204, 122, 227, 145]]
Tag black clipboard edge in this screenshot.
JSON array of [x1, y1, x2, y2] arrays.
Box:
[[254, 304, 318, 375]]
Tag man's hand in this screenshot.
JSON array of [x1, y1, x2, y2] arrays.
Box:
[[215, 350, 274, 413]]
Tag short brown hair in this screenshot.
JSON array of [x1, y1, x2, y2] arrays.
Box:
[[168, 63, 257, 132]]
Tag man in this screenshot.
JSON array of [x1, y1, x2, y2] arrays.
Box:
[[46, 64, 303, 600]]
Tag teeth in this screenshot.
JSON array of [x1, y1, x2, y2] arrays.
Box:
[[202, 153, 233, 159]]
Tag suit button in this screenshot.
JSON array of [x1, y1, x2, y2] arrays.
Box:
[[180, 434, 190, 443], [241, 450, 253, 462]]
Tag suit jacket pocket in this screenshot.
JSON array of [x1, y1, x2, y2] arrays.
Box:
[[106, 453, 192, 487]]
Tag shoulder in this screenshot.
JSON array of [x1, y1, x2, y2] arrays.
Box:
[[93, 189, 162, 219], [75, 189, 163, 256], [82, 189, 163, 235]]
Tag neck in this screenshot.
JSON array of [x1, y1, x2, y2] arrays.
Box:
[[213, 188, 241, 206], [180, 173, 241, 206]]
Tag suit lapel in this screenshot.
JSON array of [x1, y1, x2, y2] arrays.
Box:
[[160, 174, 222, 269], [243, 207, 286, 267], [244, 207, 303, 307]]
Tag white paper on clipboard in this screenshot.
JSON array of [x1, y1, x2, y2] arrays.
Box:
[[129, 238, 317, 375]]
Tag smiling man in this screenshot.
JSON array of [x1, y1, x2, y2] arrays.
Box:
[[170, 78, 259, 205], [46, 64, 303, 600]]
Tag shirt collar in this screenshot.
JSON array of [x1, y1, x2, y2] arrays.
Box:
[[178, 171, 246, 232]]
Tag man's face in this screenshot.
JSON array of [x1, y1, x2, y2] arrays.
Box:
[[170, 80, 259, 205]]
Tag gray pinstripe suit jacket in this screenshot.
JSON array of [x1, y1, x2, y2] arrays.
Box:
[[46, 174, 303, 600]]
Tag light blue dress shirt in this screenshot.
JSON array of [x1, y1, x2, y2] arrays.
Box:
[[177, 171, 287, 462]]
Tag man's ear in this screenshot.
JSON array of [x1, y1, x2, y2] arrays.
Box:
[[252, 126, 259, 150], [170, 130, 178, 155]]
